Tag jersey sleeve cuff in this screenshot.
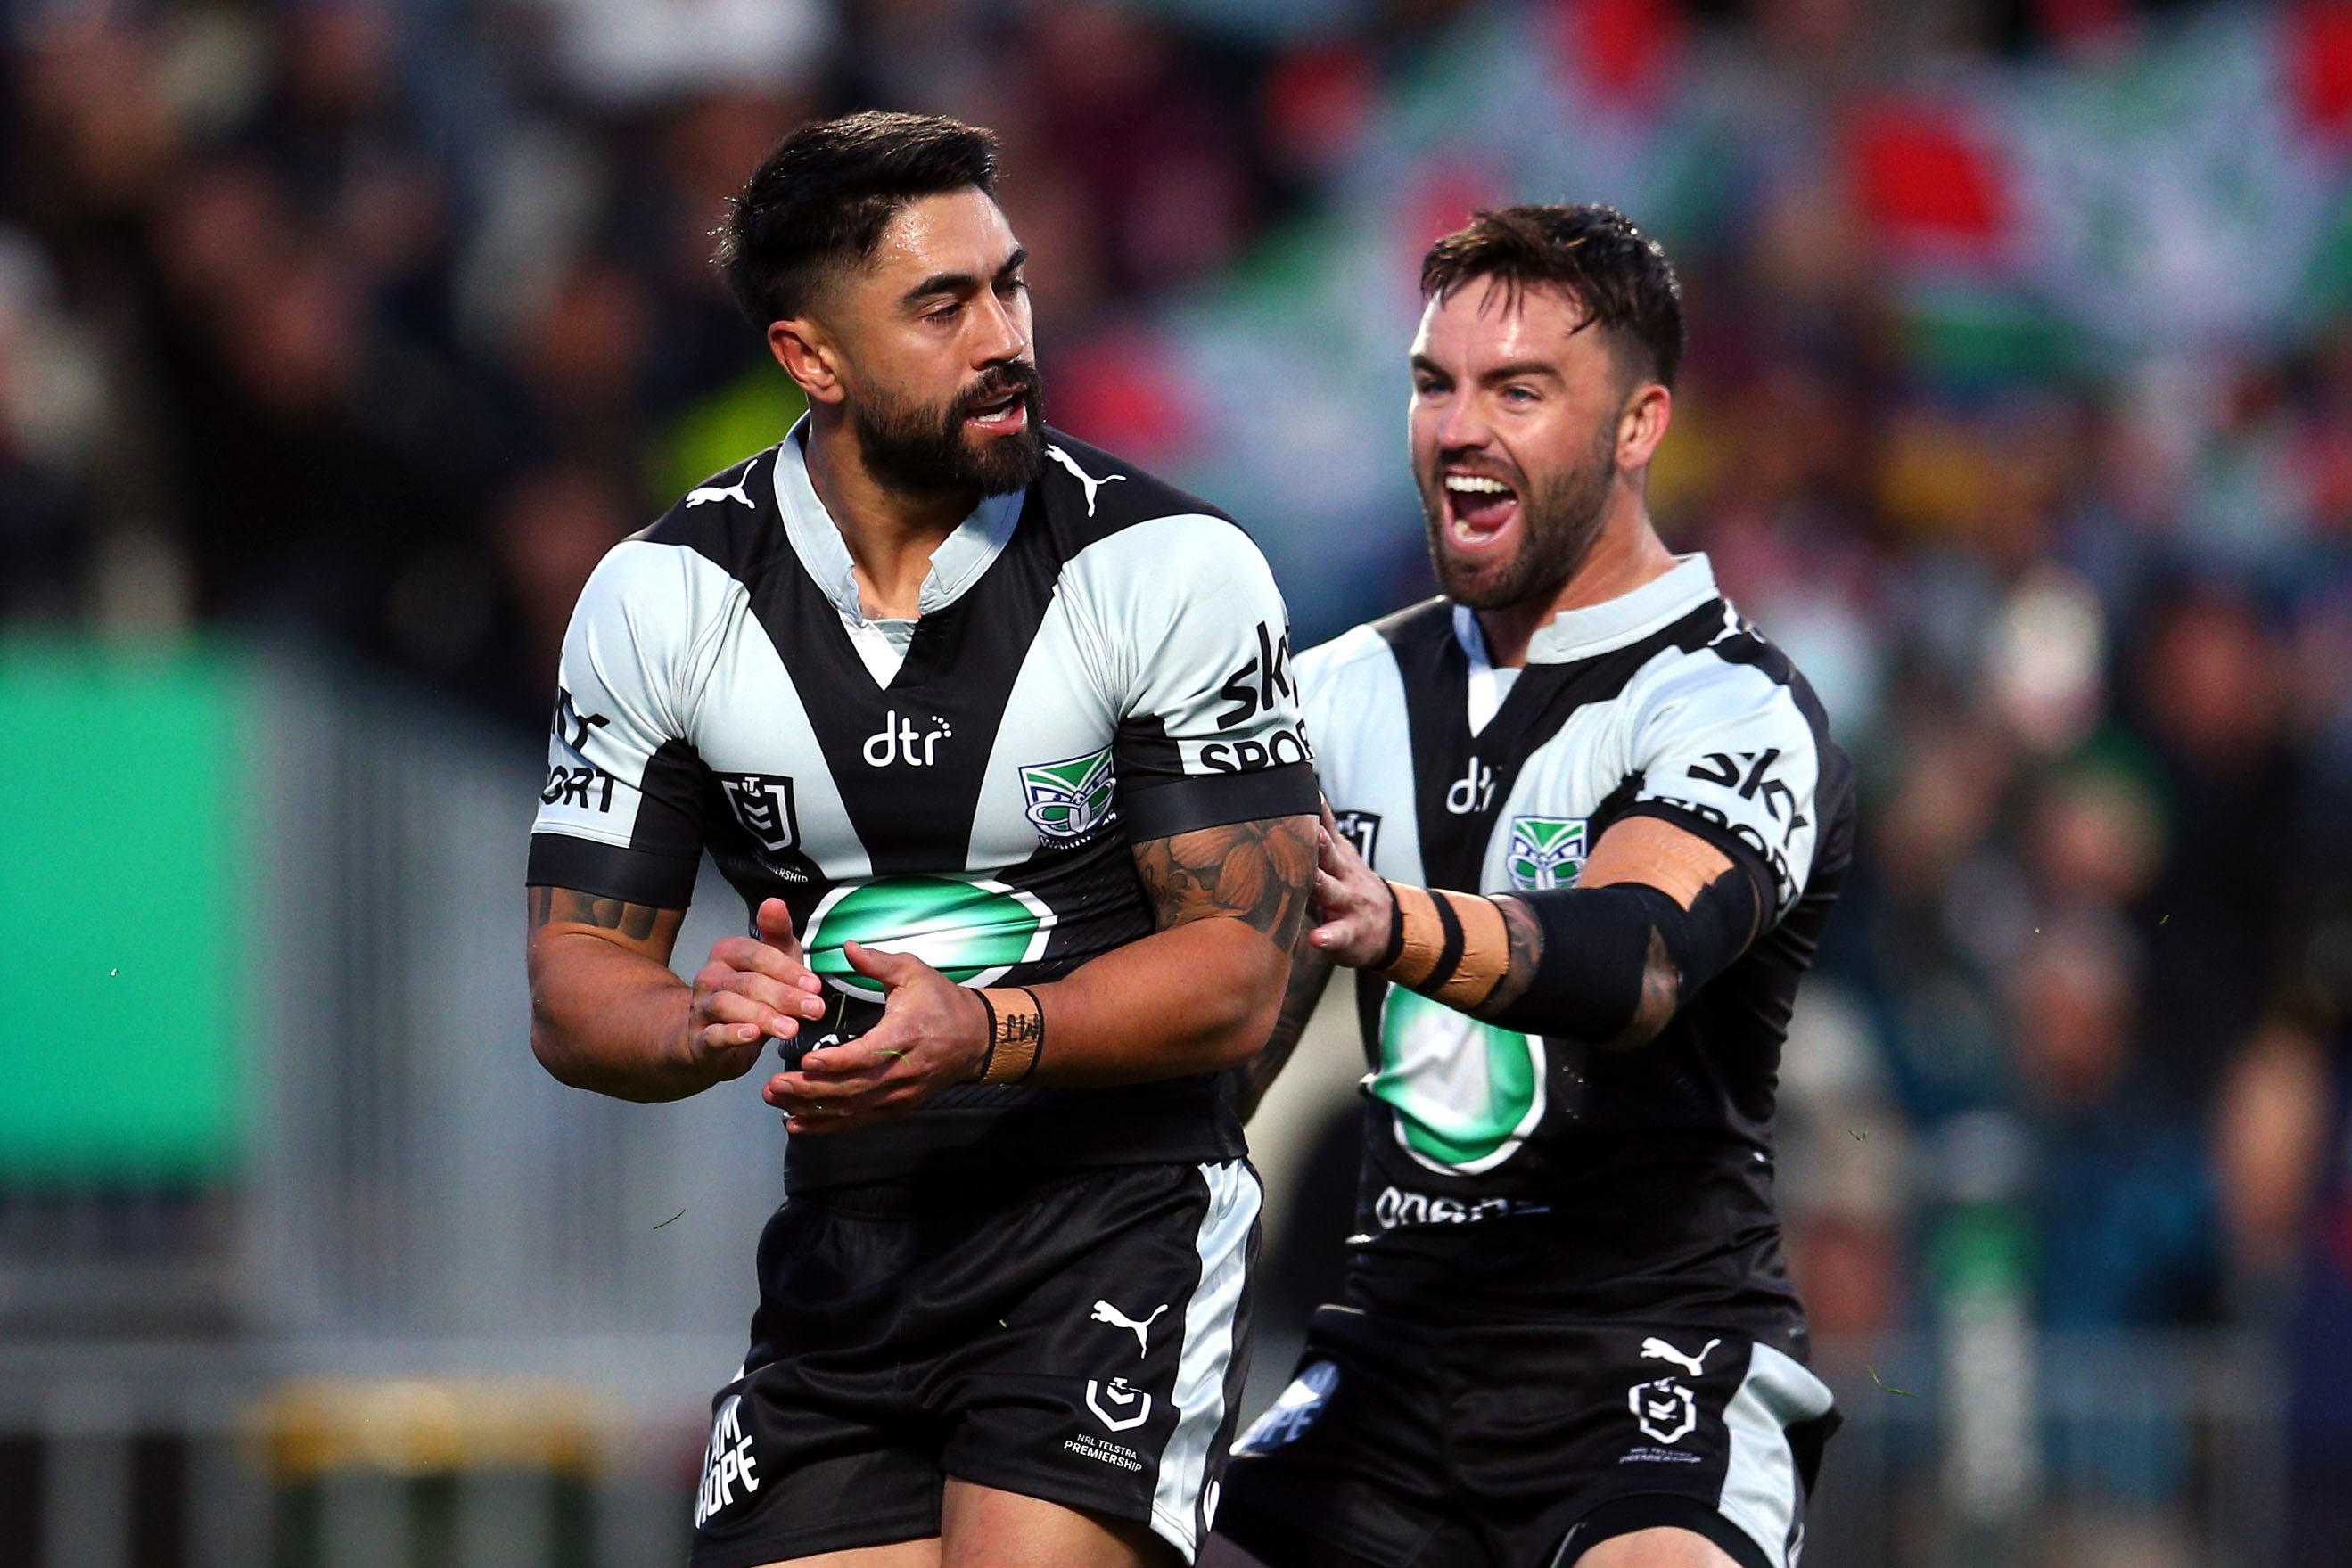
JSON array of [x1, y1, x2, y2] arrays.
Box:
[[526, 831, 700, 908], [1118, 760, 1319, 841]]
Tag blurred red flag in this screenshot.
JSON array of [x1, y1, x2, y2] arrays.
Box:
[[1410, 162, 1508, 258], [1553, 0, 1689, 105], [2291, 1, 2352, 136], [1052, 324, 1195, 468], [1848, 102, 2006, 249], [1263, 42, 1376, 173]]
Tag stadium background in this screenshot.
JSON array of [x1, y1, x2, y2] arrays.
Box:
[[5, 0, 2352, 1563]]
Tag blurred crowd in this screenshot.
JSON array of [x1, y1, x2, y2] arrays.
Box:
[[11, 0, 2352, 1550]]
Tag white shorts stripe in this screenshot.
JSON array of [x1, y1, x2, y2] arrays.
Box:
[[1716, 1342, 1836, 1568], [1148, 1159, 1262, 1562]]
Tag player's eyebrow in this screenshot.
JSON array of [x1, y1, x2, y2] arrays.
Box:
[[1477, 359, 1563, 385], [901, 248, 1028, 308]]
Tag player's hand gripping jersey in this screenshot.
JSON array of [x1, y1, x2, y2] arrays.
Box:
[[1297, 555, 1855, 1344], [529, 423, 1314, 1188]]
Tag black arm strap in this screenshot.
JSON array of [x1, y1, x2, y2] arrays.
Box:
[[1484, 866, 1763, 1041]]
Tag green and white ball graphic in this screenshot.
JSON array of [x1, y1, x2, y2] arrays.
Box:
[[802, 875, 1054, 1000], [1370, 987, 1545, 1174]]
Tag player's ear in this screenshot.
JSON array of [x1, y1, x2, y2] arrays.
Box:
[[1616, 381, 1671, 472], [769, 317, 845, 406]]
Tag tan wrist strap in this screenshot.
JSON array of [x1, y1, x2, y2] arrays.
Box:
[[1377, 881, 1512, 1012], [973, 986, 1045, 1084]]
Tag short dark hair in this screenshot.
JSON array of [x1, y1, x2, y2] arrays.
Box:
[[715, 111, 999, 325], [1419, 204, 1683, 388]]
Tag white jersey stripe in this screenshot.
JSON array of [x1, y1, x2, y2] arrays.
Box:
[[1715, 1341, 1837, 1567], [1149, 1159, 1262, 1560]]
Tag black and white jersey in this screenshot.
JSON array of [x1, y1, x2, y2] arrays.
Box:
[[1297, 556, 1855, 1348], [528, 423, 1316, 1190]]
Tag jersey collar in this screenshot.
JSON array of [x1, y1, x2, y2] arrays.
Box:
[[769, 415, 1028, 627], [1451, 552, 1721, 668]]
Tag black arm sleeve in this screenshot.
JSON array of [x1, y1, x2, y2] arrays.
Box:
[[1484, 866, 1763, 1041]]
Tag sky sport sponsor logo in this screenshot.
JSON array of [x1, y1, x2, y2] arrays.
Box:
[[695, 1394, 760, 1528], [541, 762, 615, 813], [1685, 747, 1804, 834], [1646, 791, 1799, 908], [549, 687, 607, 757], [1213, 621, 1293, 731], [1023, 749, 1118, 844], [1203, 620, 1310, 775], [1200, 728, 1309, 775]]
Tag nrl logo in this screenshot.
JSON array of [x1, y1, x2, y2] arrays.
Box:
[[1507, 817, 1586, 891], [1629, 1375, 1698, 1445], [1022, 748, 1118, 844], [1084, 1376, 1153, 1433], [716, 772, 800, 856]]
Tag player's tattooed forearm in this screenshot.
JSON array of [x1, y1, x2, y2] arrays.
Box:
[[1134, 814, 1318, 947], [1472, 895, 1547, 1022], [528, 885, 662, 940], [1226, 939, 1333, 1123]]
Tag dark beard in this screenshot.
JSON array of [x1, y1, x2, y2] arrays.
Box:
[[1419, 422, 1616, 611], [851, 361, 1046, 499]]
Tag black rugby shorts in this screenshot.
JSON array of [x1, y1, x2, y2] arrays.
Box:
[[688, 1159, 1261, 1568], [1214, 1304, 1838, 1568]]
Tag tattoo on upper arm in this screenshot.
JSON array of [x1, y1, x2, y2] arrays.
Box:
[[1474, 895, 1547, 1022], [528, 885, 662, 942], [1133, 814, 1317, 948]]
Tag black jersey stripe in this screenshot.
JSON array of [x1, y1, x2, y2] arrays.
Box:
[[742, 486, 1062, 876], [1709, 623, 1857, 891], [638, 447, 795, 579]]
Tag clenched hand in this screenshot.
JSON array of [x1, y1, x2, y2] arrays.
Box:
[[763, 942, 991, 1134]]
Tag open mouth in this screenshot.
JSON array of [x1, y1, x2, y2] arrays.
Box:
[[1442, 472, 1519, 546], [964, 390, 1029, 434]]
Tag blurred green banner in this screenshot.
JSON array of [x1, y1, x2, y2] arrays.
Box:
[[0, 645, 249, 1182]]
